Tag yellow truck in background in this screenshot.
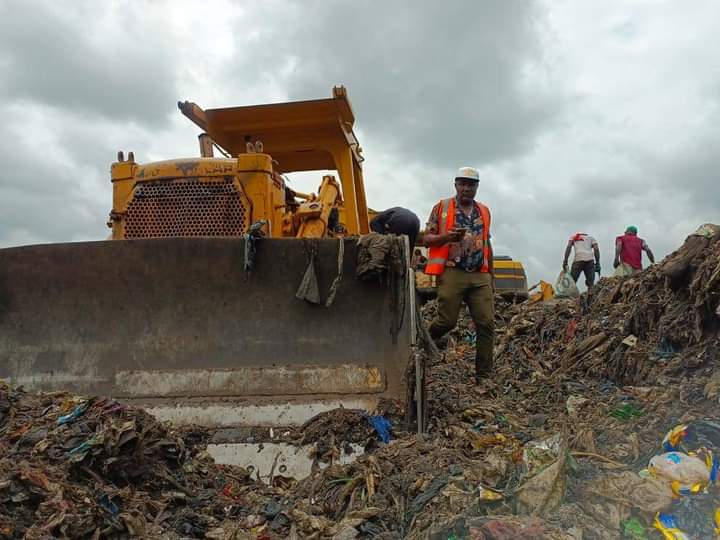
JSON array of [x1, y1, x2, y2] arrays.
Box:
[[414, 249, 529, 301]]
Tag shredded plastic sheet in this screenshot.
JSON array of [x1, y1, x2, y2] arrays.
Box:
[[56, 400, 92, 425]]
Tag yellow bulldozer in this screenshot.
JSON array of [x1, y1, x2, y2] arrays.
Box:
[[0, 87, 414, 429]]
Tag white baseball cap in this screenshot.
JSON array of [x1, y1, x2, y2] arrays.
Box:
[[455, 166, 480, 182]]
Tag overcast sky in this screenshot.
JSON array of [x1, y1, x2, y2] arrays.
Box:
[[1, 0, 718, 286]]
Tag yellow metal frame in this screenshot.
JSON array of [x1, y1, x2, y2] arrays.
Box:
[[178, 86, 369, 235], [109, 87, 371, 239], [109, 154, 286, 239]]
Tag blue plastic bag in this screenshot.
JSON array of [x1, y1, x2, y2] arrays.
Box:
[[365, 414, 392, 443]]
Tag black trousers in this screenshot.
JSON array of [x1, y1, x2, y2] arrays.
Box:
[[571, 260, 596, 288]]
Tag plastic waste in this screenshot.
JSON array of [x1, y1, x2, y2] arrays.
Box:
[[608, 403, 645, 420], [648, 452, 710, 495], [622, 517, 649, 540], [622, 334, 639, 347], [654, 513, 690, 540], [295, 252, 321, 304], [663, 425, 689, 452], [585, 471, 674, 517], [520, 433, 562, 477], [565, 395, 589, 416], [614, 262, 638, 278], [554, 270, 579, 299], [662, 420, 720, 453], [515, 434, 566, 516], [515, 455, 565, 516], [57, 400, 91, 425], [660, 421, 720, 488], [67, 435, 103, 463], [97, 493, 120, 515], [478, 485, 503, 501], [691, 223, 718, 239], [364, 414, 392, 443], [655, 337, 676, 358], [565, 319, 577, 342]]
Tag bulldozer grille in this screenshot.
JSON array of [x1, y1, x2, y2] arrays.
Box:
[[124, 178, 249, 238]]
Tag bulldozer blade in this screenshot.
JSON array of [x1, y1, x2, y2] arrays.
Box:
[[0, 238, 411, 427]]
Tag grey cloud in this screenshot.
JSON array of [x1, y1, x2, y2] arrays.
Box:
[[0, 103, 149, 247], [230, 0, 563, 169], [0, 152, 108, 246], [0, 0, 177, 126], [649, 143, 720, 217]]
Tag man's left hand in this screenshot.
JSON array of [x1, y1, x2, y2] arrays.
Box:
[[595, 262, 601, 274]]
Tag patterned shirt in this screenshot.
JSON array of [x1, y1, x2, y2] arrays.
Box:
[[426, 199, 486, 272]]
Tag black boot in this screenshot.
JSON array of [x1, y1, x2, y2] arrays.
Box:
[[428, 326, 450, 350], [475, 347, 492, 383]]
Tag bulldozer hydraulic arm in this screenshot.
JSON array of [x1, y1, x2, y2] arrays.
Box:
[[296, 175, 341, 238]]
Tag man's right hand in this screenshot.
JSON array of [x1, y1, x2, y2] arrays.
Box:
[[562, 262, 568, 272], [445, 228, 466, 243]]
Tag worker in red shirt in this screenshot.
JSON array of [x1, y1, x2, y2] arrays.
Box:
[[614, 225, 654, 276]]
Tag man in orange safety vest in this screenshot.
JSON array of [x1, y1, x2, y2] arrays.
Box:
[[423, 167, 494, 382]]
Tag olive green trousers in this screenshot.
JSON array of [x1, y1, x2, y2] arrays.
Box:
[[428, 268, 495, 376]]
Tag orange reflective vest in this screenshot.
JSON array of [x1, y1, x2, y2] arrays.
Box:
[[425, 197, 491, 275]]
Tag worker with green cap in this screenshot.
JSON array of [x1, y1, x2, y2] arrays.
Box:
[[614, 225, 655, 276]]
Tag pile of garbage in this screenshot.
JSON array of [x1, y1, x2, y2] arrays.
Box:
[[0, 387, 275, 539], [496, 223, 720, 386], [414, 223, 720, 538], [1, 224, 719, 539]]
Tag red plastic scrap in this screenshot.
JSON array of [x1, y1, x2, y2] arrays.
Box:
[[221, 482, 245, 502], [565, 319, 577, 342]]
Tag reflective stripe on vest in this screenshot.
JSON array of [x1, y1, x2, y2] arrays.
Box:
[[425, 197, 491, 276], [438, 198, 453, 236]]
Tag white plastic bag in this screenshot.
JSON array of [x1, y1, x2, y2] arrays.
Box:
[[614, 263, 637, 277], [554, 271, 579, 298], [648, 451, 710, 493]]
